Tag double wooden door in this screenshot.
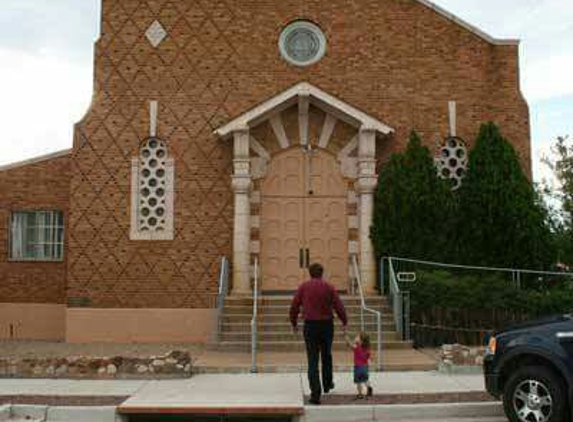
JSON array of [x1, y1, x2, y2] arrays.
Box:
[[260, 148, 348, 291]]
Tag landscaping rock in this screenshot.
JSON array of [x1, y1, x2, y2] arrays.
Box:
[[440, 344, 486, 367], [0, 350, 192, 379]]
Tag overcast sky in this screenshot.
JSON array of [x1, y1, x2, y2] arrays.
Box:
[[1, 0, 572, 182]]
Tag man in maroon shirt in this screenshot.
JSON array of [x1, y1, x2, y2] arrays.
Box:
[[290, 263, 348, 405]]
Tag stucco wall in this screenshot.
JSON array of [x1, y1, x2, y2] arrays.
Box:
[[66, 308, 217, 343], [0, 303, 66, 340]]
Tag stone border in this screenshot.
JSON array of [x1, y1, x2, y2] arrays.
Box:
[[0, 350, 192, 379], [441, 344, 486, 367]]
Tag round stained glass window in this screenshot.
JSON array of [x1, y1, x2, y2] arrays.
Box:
[[279, 21, 326, 67]]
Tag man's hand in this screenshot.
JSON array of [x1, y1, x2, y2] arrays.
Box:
[[292, 325, 299, 334], [342, 325, 347, 334]]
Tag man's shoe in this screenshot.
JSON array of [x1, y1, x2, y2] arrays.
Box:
[[324, 383, 335, 394], [308, 397, 321, 405], [367, 386, 373, 397]]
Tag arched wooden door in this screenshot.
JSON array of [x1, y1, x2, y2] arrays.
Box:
[[260, 147, 348, 291]]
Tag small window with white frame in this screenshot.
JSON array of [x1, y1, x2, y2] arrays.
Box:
[[9, 211, 65, 261]]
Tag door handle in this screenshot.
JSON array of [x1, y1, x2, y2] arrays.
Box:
[[557, 332, 573, 341], [306, 248, 310, 268], [299, 248, 304, 268]]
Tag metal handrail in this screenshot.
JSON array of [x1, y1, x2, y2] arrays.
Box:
[[385, 257, 410, 341], [351, 254, 382, 371], [215, 256, 230, 343], [251, 257, 259, 373], [385, 256, 573, 279]]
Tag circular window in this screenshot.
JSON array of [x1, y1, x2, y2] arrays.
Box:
[[279, 21, 326, 67]]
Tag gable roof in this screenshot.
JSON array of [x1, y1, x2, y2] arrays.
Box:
[[215, 82, 394, 138], [415, 0, 519, 45]]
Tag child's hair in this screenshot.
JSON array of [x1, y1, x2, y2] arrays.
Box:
[[359, 332, 371, 349]]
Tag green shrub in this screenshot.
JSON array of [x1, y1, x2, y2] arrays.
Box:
[[406, 270, 573, 319], [371, 123, 555, 270], [457, 123, 554, 269], [371, 132, 455, 262]]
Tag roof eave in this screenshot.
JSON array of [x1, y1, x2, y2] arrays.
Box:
[[0, 149, 72, 173], [215, 82, 394, 139], [415, 0, 520, 46]]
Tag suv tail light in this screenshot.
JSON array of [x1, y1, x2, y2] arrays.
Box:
[[486, 336, 497, 356]]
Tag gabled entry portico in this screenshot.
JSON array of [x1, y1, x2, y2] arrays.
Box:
[[215, 83, 394, 296]]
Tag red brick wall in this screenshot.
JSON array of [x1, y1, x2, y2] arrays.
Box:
[[65, 0, 530, 309], [0, 155, 71, 304]]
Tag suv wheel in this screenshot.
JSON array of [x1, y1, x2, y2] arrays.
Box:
[[503, 366, 566, 422]]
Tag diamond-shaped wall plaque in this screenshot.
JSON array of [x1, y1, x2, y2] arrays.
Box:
[[146, 21, 167, 48]]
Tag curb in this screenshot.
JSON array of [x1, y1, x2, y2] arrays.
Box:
[[0, 405, 118, 422], [299, 402, 504, 421]]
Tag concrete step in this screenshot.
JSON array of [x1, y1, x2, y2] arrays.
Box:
[[225, 296, 388, 307], [221, 322, 396, 333], [223, 305, 391, 315], [215, 340, 413, 352], [220, 331, 400, 342], [222, 314, 394, 324]]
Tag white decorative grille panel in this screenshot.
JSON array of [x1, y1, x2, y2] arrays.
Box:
[[130, 138, 174, 240], [435, 136, 468, 190]]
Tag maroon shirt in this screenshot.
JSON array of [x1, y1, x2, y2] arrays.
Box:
[[290, 278, 348, 328]]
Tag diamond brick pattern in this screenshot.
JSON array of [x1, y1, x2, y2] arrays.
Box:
[[58, 0, 530, 310]]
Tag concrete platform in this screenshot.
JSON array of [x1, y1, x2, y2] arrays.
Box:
[[117, 374, 304, 417]]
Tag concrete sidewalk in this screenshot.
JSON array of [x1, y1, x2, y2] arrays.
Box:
[[0, 373, 502, 421], [0, 371, 485, 400], [0, 379, 146, 397], [313, 371, 485, 395]]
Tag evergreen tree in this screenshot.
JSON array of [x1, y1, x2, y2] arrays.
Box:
[[457, 123, 554, 269], [371, 131, 454, 261], [541, 136, 573, 265]]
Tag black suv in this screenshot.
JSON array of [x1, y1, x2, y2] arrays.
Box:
[[484, 315, 573, 422]]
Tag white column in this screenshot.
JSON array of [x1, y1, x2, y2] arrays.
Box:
[[149, 100, 158, 137], [356, 127, 378, 294], [231, 128, 252, 296], [448, 101, 457, 137]]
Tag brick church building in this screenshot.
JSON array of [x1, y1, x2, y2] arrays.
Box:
[[0, 0, 529, 343]]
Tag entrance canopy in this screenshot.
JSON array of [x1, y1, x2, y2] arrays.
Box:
[[217, 82, 391, 296], [214, 82, 394, 139]]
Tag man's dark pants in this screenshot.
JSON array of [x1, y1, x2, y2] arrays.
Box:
[[303, 319, 334, 401]]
